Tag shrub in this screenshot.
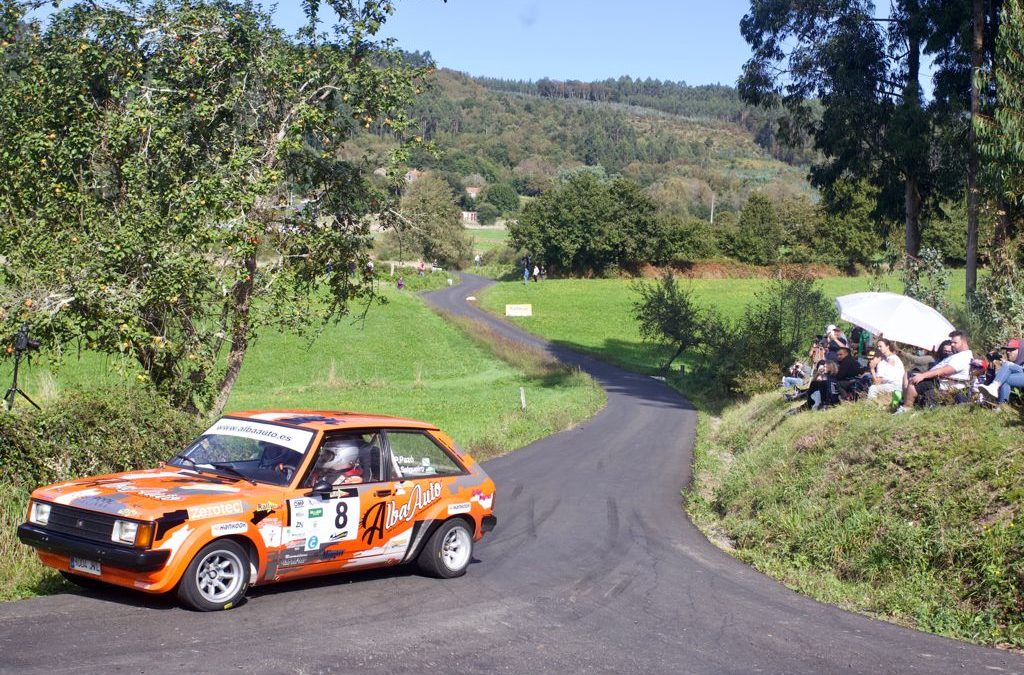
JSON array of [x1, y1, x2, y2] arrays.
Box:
[[483, 183, 520, 214], [693, 272, 834, 396], [0, 384, 201, 489], [476, 202, 500, 225], [633, 272, 709, 370]]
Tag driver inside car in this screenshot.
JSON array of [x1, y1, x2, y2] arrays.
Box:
[[311, 437, 365, 485]]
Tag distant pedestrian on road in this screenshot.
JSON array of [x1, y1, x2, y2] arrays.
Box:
[[474, 254, 481, 267]]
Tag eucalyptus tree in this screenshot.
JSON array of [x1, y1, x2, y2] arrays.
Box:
[[0, 0, 427, 414], [738, 0, 960, 258]]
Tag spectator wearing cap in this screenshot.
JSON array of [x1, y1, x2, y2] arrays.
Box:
[[896, 330, 974, 412], [867, 338, 905, 400], [979, 338, 1024, 404], [824, 324, 849, 362]]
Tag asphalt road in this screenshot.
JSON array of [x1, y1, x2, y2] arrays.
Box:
[[1, 273, 1021, 674]]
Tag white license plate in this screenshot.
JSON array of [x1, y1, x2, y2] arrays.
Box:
[[70, 557, 101, 576]]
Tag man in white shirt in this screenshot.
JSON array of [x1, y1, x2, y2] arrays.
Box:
[[896, 330, 973, 412]]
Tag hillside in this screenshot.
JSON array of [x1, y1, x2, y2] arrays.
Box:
[[355, 67, 815, 219]]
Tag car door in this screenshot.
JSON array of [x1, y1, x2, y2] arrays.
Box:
[[276, 430, 390, 575], [345, 429, 469, 569]]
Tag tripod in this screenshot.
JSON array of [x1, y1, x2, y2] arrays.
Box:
[[4, 348, 40, 411]]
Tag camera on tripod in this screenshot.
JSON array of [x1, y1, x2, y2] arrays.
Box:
[[4, 322, 41, 410], [13, 323, 40, 353]]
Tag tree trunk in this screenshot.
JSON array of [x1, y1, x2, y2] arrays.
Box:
[[904, 29, 923, 259], [661, 344, 685, 371], [210, 253, 257, 417], [905, 176, 922, 257], [966, 0, 984, 299]]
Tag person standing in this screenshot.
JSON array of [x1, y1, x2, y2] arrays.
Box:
[[979, 338, 1024, 403], [532, 264, 540, 282]]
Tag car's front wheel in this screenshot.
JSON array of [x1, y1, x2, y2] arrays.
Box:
[[177, 539, 250, 611], [417, 519, 473, 578]]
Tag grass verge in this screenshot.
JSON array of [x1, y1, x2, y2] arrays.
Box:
[[687, 395, 1023, 648]]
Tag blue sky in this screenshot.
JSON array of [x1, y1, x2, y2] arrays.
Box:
[[275, 0, 756, 86]]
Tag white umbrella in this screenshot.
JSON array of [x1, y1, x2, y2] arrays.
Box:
[[834, 292, 955, 351]]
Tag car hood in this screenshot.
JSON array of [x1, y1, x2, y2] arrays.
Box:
[[32, 466, 277, 521]]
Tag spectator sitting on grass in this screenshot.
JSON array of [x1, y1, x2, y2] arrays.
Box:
[[834, 343, 869, 399], [896, 330, 973, 413], [782, 360, 811, 391], [867, 338, 905, 400], [979, 338, 1024, 405], [805, 361, 839, 410]]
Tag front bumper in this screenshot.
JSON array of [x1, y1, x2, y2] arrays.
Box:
[[18, 523, 170, 573]]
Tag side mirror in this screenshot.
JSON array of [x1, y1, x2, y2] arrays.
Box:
[[311, 479, 333, 495]]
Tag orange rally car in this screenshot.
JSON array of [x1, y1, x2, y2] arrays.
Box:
[[18, 410, 497, 611]]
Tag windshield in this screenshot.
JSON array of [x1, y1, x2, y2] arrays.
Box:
[[169, 418, 315, 486]]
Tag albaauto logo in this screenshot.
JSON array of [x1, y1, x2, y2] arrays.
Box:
[[188, 500, 244, 520]]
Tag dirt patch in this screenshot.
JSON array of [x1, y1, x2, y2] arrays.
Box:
[[639, 261, 841, 279]]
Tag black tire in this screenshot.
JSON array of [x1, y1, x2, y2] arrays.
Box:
[[60, 570, 107, 591], [416, 519, 473, 578], [176, 538, 250, 611]]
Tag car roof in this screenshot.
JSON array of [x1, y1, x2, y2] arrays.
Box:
[[226, 410, 437, 432]]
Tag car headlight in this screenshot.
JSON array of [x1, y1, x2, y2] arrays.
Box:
[[111, 519, 154, 547], [29, 501, 51, 526], [112, 519, 138, 545]]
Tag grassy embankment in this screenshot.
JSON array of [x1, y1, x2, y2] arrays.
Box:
[[1, 271, 604, 601], [479, 274, 1023, 648]]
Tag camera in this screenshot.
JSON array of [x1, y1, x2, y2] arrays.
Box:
[[13, 323, 39, 353]]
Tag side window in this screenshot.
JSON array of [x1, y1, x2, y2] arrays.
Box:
[[303, 431, 384, 487], [387, 431, 464, 478]]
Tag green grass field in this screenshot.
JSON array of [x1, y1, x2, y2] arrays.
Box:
[[469, 227, 508, 254], [479, 274, 968, 375], [1, 278, 603, 460]]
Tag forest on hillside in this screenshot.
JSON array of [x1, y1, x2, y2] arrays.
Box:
[[352, 63, 814, 222]]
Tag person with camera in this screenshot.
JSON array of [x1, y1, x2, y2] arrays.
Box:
[[979, 338, 1024, 405]]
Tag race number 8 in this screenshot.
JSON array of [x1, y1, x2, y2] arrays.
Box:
[[335, 501, 348, 529]]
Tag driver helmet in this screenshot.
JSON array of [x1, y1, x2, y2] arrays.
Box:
[[317, 438, 362, 472]]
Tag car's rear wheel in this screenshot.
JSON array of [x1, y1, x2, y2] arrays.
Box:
[[177, 539, 249, 611], [417, 519, 473, 578]]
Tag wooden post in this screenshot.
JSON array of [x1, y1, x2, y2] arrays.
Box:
[[519, 387, 526, 411]]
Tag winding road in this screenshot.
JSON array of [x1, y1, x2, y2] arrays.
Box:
[[1, 273, 1021, 674]]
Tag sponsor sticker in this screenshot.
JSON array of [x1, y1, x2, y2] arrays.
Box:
[[211, 521, 248, 537], [202, 419, 314, 453], [305, 536, 319, 551], [187, 500, 244, 520], [308, 507, 323, 518], [447, 502, 472, 515]]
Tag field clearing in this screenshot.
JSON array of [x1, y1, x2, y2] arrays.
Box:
[[478, 274, 968, 374], [469, 227, 508, 254]]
